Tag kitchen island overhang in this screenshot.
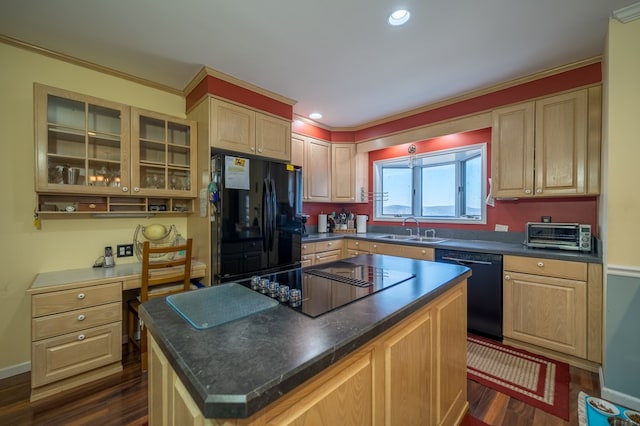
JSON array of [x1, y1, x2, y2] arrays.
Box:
[[140, 254, 471, 419]]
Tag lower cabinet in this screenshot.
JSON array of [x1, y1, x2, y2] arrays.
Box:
[[148, 280, 468, 426], [302, 240, 344, 267], [370, 241, 434, 261], [29, 281, 123, 401], [503, 255, 602, 368]]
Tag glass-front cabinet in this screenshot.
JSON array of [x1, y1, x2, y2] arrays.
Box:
[[34, 84, 197, 215], [131, 109, 196, 198], [35, 84, 130, 194]]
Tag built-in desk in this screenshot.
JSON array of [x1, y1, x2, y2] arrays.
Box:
[[27, 260, 206, 402]]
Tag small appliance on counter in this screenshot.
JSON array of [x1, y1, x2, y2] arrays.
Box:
[[525, 222, 592, 252]]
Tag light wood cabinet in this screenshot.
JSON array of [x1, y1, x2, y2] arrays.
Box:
[[344, 239, 371, 258], [304, 137, 332, 201], [35, 84, 130, 195], [503, 255, 603, 369], [491, 86, 601, 198], [369, 241, 433, 261], [210, 98, 291, 161], [29, 281, 123, 401], [131, 108, 197, 197], [293, 134, 367, 203], [148, 281, 468, 426], [302, 239, 344, 266], [34, 84, 197, 215], [331, 143, 368, 203]]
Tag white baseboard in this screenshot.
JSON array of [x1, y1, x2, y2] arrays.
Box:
[[0, 361, 31, 380], [601, 369, 640, 411]]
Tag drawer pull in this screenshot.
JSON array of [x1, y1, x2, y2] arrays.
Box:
[[505, 275, 511, 280], [77, 334, 86, 341], [327, 242, 332, 246], [77, 293, 86, 300], [537, 262, 544, 267], [77, 314, 86, 321]]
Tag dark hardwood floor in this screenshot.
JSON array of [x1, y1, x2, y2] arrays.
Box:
[[0, 346, 599, 425]]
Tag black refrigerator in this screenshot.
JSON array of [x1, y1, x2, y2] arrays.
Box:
[[211, 153, 303, 283]]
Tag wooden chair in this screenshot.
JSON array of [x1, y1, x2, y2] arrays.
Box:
[[127, 238, 193, 371]]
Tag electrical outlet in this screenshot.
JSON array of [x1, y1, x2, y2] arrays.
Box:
[[117, 244, 134, 257]]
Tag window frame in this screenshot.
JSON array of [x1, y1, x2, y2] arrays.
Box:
[[373, 143, 488, 224]]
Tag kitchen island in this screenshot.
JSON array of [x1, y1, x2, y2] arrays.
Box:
[[140, 254, 471, 425]]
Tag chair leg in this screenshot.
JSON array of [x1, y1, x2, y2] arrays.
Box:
[[141, 324, 148, 372], [127, 310, 134, 353]]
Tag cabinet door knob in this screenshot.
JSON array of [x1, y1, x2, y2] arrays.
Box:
[[258, 148, 263, 153], [77, 314, 86, 321], [133, 187, 140, 192], [122, 186, 129, 192], [537, 261, 544, 267], [77, 334, 86, 341], [525, 189, 531, 194], [504, 275, 511, 280], [77, 293, 85, 300], [536, 188, 542, 194], [251, 147, 256, 152]]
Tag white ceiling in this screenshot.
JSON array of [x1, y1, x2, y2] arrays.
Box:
[[0, 0, 635, 128]]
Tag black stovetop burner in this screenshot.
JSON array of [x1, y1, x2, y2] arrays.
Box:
[[242, 260, 415, 318]]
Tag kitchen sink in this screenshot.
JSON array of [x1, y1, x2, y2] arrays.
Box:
[[377, 234, 448, 243], [414, 237, 448, 243], [378, 234, 417, 240]]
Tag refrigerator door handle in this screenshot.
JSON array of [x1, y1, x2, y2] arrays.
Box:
[[262, 179, 270, 252], [269, 179, 277, 250]]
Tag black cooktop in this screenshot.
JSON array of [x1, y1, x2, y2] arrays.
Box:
[[241, 260, 415, 318]]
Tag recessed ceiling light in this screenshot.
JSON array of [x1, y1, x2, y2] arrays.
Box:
[[388, 9, 410, 26], [309, 112, 322, 120]]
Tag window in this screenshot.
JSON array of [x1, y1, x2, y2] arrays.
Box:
[[374, 143, 487, 223]]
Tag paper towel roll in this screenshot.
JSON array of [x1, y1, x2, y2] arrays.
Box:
[[318, 214, 327, 233], [356, 215, 367, 233]]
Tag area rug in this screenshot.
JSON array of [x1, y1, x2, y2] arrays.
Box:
[[467, 334, 570, 421]]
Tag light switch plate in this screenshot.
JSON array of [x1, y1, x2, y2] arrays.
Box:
[[495, 224, 509, 232]]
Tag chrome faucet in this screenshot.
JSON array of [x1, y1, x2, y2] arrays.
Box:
[[402, 216, 419, 237], [424, 228, 436, 239]]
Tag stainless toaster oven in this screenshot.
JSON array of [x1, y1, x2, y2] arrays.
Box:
[[525, 222, 592, 252]]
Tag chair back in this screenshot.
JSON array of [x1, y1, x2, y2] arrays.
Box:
[[140, 238, 193, 302]]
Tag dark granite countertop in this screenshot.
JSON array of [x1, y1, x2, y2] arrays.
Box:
[[303, 232, 602, 263], [139, 254, 471, 419]]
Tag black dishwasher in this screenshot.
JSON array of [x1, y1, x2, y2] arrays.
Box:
[[435, 249, 503, 340]]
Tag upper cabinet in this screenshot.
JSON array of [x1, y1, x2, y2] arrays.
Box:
[[210, 98, 291, 162], [331, 143, 368, 203], [34, 84, 197, 214], [35, 84, 131, 195], [131, 108, 197, 197], [491, 86, 601, 198], [292, 133, 368, 203], [304, 137, 332, 202]]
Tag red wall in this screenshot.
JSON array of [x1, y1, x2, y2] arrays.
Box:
[[303, 128, 597, 234]]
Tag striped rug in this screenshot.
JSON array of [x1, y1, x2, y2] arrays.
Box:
[[467, 334, 570, 420]]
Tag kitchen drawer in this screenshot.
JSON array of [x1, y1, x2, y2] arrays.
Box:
[[503, 255, 587, 281], [32, 302, 121, 341], [346, 239, 370, 251], [315, 239, 343, 252], [32, 281, 122, 317], [301, 242, 316, 255], [31, 322, 122, 388], [314, 249, 342, 265]]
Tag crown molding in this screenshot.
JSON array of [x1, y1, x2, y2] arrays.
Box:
[[612, 2, 640, 23], [0, 34, 182, 96]]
